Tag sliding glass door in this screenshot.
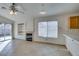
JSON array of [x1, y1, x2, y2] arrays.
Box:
[[0, 23, 12, 42], [0, 23, 5, 41], [4, 24, 12, 40]]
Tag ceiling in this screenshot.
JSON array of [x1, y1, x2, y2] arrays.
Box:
[[0, 3, 79, 21]]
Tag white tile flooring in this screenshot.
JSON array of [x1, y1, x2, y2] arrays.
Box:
[[0, 40, 72, 56], [0, 40, 11, 52]]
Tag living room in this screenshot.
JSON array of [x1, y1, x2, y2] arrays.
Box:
[[0, 3, 79, 56]]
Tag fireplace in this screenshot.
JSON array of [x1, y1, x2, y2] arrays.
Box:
[[26, 33, 32, 41]]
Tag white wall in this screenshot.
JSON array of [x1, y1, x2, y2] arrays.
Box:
[[0, 15, 14, 24], [14, 20, 26, 40], [33, 13, 79, 45], [14, 16, 33, 40], [14, 12, 79, 45]]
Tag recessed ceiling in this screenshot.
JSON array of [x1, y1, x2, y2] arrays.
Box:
[[0, 3, 79, 21]]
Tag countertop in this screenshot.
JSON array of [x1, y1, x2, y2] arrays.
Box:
[[63, 34, 79, 41]]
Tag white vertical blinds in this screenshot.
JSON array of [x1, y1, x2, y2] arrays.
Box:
[[38, 21, 58, 38]]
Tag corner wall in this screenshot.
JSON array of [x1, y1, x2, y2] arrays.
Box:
[[14, 16, 34, 40], [33, 13, 79, 45]]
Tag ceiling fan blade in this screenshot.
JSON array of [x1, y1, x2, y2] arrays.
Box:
[[16, 10, 24, 14], [1, 7, 7, 10]]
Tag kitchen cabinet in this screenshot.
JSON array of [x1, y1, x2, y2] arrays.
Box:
[[69, 16, 79, 29]]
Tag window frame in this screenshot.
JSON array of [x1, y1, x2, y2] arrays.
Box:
[[38, 21, 58, 39]]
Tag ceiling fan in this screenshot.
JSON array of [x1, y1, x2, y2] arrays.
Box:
[[1, 3, 24, 15]]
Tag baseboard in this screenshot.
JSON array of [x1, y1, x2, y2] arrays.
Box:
[[32, 41, 65, 46]]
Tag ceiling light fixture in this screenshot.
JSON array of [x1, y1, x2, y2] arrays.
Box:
[[40, 11, 46, 15], [10, 10, 16, 15], [40, 4, 46, 15], [9, 3, 17, 15]]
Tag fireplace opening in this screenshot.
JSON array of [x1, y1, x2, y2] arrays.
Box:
[[26, 33, 32, 41]]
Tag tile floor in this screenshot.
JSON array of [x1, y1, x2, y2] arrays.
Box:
[[0, 40, 11, 52], [0, 40, 71, 56]]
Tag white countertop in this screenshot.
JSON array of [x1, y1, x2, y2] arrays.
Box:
[[63, 34, 79, 41]]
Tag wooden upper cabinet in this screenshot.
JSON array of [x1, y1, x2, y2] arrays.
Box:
[[69, 16, 79, 29]]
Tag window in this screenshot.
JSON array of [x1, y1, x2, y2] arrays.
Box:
[[38, 21, 58, 38], [18, 23, 24, 35], [38, 22, 47, 37]]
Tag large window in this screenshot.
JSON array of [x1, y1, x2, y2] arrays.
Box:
[[38, 21, 58, 38], [0, 23, 12, 41]]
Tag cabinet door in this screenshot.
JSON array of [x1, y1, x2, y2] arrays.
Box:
[[70, 16, 77, 29], [77, 16, 79, 28]]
